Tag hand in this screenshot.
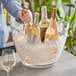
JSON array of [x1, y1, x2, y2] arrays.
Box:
[[18, 10, 32, 23]]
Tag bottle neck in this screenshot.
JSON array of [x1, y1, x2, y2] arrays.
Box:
[[51, 7, 56, 19], [18, 0, 20, 3], [41, 6, 47, 19], [21, 0, 25, 8], [33, 12, 39, 26]]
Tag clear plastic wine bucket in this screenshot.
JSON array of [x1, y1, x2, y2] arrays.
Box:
[[11, 18, 69, 68]]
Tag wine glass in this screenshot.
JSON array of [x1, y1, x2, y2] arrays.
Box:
[[1, 49, 16, 76], [57, 21, 69, 36]]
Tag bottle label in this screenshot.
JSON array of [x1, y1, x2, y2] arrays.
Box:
[[29, 26, 40, 36], [39, 24, 48, 28]]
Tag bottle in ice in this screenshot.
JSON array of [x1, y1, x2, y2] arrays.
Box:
[[39, 6, 49, 42], [45, 7, 58, 40], [27, 12, 40, 43], [21, 0, 31, 35]]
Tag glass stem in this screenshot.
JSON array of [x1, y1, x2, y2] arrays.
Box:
[[7, 71, 9, 76]]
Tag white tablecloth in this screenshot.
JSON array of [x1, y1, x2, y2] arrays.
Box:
[[0, 50, 76, 76]]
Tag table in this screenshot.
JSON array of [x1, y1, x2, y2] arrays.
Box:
[[0, 50, 76, 76]]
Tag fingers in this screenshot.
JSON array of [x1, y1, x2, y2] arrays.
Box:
[[22, 10, 31, 22], [18, 10, 32, 23], [24, 17, 31, 23], [18, 12, 24, 22], [22, 13, 30, 20], [22, 15, 31, 22], [22, 11, 29, 18]]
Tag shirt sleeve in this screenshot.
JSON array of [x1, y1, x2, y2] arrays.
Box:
[[2, 0, 22, 20]]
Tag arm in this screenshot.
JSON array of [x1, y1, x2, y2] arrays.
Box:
[[2, 0, 22, 19]]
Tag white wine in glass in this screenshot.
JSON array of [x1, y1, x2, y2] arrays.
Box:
[[1, 49, 16, 76]]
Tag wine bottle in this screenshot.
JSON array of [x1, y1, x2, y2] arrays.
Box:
[[45, 7, 58, 40], [21, 0, 31, 36], [39, 6, 49, 42], [28, 12, 40, 43]]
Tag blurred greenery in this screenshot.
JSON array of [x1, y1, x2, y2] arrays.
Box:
[[32, 0, 71, 16], [31, 0, 76, 55], [64, 3, 76, 56]]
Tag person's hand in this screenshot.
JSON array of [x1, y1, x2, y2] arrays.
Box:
[[18, 10, 32, 23]]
